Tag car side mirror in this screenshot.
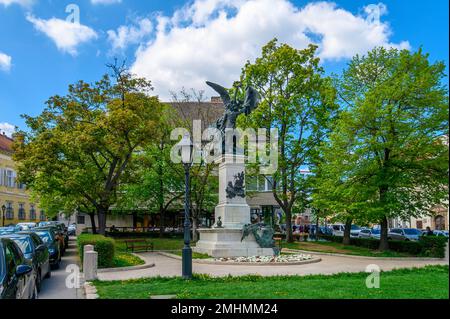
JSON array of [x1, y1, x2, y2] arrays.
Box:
[[16, 264, 33, 277]]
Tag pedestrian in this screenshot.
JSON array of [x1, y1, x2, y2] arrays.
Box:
[[425, 226, 434, 236]]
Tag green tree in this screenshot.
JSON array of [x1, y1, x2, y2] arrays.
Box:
[[14, 63, 164, 235], [332, 47, 448, 250], [237, 39, 337, 242]]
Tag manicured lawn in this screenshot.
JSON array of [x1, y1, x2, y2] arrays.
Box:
[[283, 240, 414, 257], [93, 265, 449, 299], [115, 238, 184, 252], [112, 252, 145, 268]]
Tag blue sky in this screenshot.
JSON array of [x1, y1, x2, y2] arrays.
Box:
[[0, 0, 448, 135]]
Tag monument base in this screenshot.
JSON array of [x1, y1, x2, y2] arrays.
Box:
[[194, 228, 275, 258]]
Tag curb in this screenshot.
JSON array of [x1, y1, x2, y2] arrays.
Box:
[[158, 251, 322, 266], [97, 253, 156, 273], [282, 248, 448, 261], [83, 282, 99, 299]]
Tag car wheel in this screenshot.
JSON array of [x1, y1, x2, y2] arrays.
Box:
[[45, 269, 51, 279], [36, 271, 42, 292]]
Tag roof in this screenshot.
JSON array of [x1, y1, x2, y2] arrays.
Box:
[[0, 133, 13, 154]]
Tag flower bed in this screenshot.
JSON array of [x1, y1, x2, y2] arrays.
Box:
[[216, 254, 313, 263]]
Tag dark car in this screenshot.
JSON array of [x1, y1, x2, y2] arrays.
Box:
[[14, 232, 51, 292], [33, 229, 61, 269], [0, 237, 37, 299], [35, 226, 66, 256]]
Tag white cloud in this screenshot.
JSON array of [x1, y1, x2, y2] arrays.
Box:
[[0, 123, 15, 137], [91, 0, 122, 5], [26, 14, 98, 56], [0, 52, 12, 72], [131, 0, 410, 100], [0, 0, 34, 7], [107, 17, 153, 52]]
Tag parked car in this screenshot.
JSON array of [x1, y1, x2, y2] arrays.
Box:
[[35, 226, 66, 255], [68, 223, 77, 236], [32, 229, 61, 269], [388, 228, 422, 241], [0, 237, 37, 299], [0, 227, 15, 235], [358, 228, 381, 239], [15, 223, 37, 232], [331, 224, 345, 236], [349, 225, 362, 238], [14, 232, 51, 291], [433, 230, 449, 237], [318, 226, 333, 236]]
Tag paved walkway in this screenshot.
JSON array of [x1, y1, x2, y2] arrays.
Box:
[[97, 251, 449, 281], [39, 237, 84, 299]]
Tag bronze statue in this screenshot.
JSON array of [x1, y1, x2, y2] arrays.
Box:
[[206, 81, 259, 133]]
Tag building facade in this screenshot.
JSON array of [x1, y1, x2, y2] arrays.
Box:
[[0, 133, 45, 226]]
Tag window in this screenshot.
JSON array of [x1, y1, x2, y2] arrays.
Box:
[[39, 210, 46, 221], [5, 245, 16, 278], [5, 202, 14, 219], [6, 169, 15, 188], [29, 205, 36, 220], [18, 203, 26, 220], [77, 215, 86, 224], [246, 176, 258, 191]]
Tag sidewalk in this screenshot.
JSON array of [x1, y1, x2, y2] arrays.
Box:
[[39, 237, 85, 299]]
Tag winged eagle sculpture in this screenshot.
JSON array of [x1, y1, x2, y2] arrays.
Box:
[[206, 81, 259, 134]]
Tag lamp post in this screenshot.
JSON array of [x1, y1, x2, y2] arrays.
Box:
[[1, 205, 6, 227], [179, 134, 194, 279]]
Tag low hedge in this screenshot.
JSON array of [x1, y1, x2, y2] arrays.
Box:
[[318, 234, 448, 258], [78, 234, 116, 268], [105, 231, 183, 239]]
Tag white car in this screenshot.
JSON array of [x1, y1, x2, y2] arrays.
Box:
[[433, 230, 449, 237], [15, 223, 37, 231], [331, 224, 345, 237], [358, 228, 381, 239]]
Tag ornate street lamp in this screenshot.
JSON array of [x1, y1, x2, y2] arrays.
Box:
[[179, 134, 194, 279], [1, 205, 6, 227]]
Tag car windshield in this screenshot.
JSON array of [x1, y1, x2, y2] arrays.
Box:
[[404, 229, 421, 235], [12, 237, 33, 254], [371, 229, 380, 234], [351, 225, 360, 230], [35, 231, 52, 243]]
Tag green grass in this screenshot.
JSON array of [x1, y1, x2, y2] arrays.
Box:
[[93, 265, 449, 299], [112, 252, 145, 268], [283, 240, 414, 257], [115, 238, 184, 252]]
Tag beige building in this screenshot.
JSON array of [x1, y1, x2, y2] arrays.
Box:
[[0, 132, 45, 226]]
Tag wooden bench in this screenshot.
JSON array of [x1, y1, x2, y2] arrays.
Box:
[[124, 239, 154, 252]]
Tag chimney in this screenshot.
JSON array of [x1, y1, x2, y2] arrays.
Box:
[[210, 96, 222, 103]]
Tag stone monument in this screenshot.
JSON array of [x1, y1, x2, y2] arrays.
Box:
[[193, 82, 276, 258]]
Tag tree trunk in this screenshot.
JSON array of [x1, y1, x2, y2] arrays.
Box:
[[88, 212, 97, 234], [379, 216, 389, 251], [315, 216, 319, 242], [97, 206, 107, 236], [159, 210, 165, 238], [192, 217, 198, 242], [343, 218, 352, 245], [285, 208, 293, 243]]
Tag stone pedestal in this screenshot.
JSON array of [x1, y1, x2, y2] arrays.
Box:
[[194, 154, 275, 258]]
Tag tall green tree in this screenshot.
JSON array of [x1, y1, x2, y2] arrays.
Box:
[[332, 47, 448, 250], [237, 39, 337, 242], [14, 63, 164, 235]]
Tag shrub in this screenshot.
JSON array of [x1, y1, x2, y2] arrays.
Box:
[[317, 234, 448, 258], [78, 234, 116, 268]]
